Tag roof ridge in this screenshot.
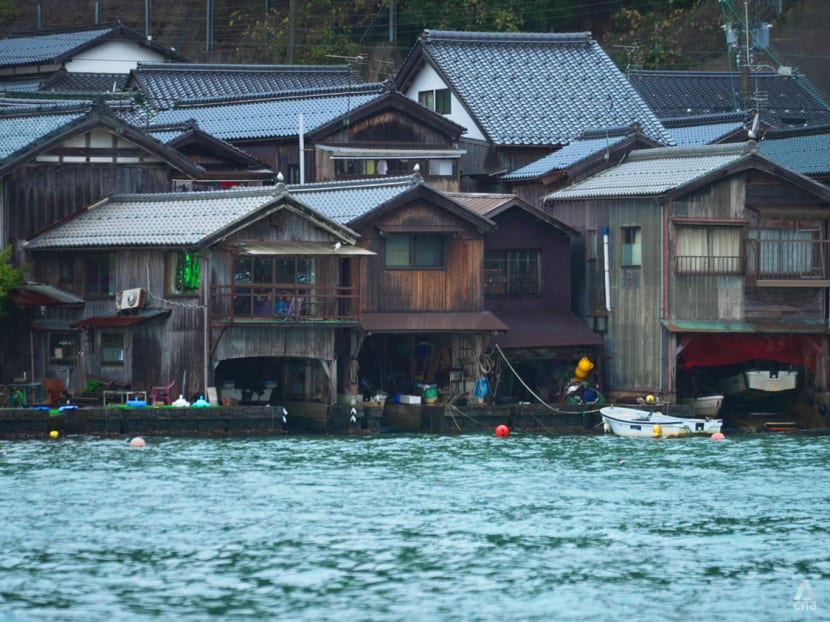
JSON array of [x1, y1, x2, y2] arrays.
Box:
[[287, 174, 420, 193], [422, 30, 592, 44], [135, 62, 356, 73], [170, 82, 385, 108], [627, 142, 751, 161]]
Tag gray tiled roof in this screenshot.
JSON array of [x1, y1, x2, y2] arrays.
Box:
[[137, 85, 385, 141], [132, 63, 365, 109], [410, 30, 672, 146], [668, 120, 746, 147], [759, 131, 830, 175], [41, 72, 130, 93], [548, 143, 749, 200], [0, 26, 111, 67], [501, 135, 629, 181], [0, 109, 86, 160], [25, 176, 423, 249], [26, 186, 286, 249], [629, 70, 830, 128], [0, 77, 43, 92], [288, 175, 422, 224]]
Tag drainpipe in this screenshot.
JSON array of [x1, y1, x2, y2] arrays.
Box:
[[602, 227, 611, 313], [298, 113, 305, 184], [663, 199, 671, 394], [203, 254, 210, 397]]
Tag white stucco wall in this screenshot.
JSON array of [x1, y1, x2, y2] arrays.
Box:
[[403, 62, 484, 141], [65, 40, 167, 73]]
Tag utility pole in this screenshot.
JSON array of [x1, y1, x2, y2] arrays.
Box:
[[287, 0, 296, 63], [741, 0, 752, 110], [206, 0, 214, 54]]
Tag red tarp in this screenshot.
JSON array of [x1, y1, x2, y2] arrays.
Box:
[[678, 333, 822, 370]]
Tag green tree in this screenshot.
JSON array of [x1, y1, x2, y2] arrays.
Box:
[[0, 245, 25, 319]]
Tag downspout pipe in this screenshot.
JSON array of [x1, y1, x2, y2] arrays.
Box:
[[602, 226, 611, 313]]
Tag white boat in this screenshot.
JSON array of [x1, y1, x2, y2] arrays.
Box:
[[600, 406, 723, 438], [722, 370, 797, 395], [682, 394, 723, 418]]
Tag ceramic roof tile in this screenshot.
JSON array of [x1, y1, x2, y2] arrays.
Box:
[[669, 121, 746, 147], [41, 72, 130, 93], [0, 26, 112, 67], [138, 85, 385, 141], [501, 136, 628, 181], [548, 144, 748, 200], [416, 30, 672, 146], [759, 131, 830, 175], [133, 63, 365, 109], [629, 70, 830, 128], [0, 109, 86, 160]]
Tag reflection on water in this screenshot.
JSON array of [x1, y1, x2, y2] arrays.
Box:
[[1, 433, 828, 621]]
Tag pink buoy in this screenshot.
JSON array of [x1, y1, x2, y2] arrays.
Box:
[[495, 424, 510, 438], [129, 436, 147, 448], [710, 431, 725, 441]]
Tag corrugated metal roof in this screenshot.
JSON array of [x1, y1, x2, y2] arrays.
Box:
[[133, 63, 365, 109], [0, 26, 111, 67], [501, 135, 628, 181], [234, 241, 375, 256], [0, 109, 86, 161], [9, 283, 84, 306], [548, 143, 749, 200], [759, 131, 830, 175], [662, 318, 827, 334], [73, 309, 171, 328], [444, 192, 516, 216], [140, 86, 384, 141], [414, 30, 672, 146], [360, 311, 508, 332]]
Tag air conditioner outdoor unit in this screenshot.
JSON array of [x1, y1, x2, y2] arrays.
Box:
[[116, 287, 146, 311]]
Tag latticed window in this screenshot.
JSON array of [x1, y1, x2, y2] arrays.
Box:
[[675, 226, 742, 275], [484, 250, 541, 295]]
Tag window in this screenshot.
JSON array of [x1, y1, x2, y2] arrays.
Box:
[[101, 333, 124, 366], [86, 253, 115, 297], [429, 159, 453, 177], [585, 229, 597, 262], [675, 226, 742, 275], [622, 227, 642, 267], [418, 88, 451, 114], [49, 332, 78, 363], [484, 250, 541, 295], [750, 228, 821, 277], [166, 251, 200, 296], [385, 234, 445, 268]]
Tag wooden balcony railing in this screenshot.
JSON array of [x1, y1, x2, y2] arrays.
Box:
[[746, 238, 830, 286], [210, 283, 360, 323]]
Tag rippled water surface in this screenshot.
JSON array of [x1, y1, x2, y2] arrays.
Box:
[[1, 432, 828, 621]]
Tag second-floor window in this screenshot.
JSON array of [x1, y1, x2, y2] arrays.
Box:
[[166, 251, 200, 296], [101, 332, 125, 366], [750, 228, 822, 277], [484, 250, 541, 295], [622, 227, 642, 267], [675, 226, 742, 275], [385, 234, 445, 268], [86, 253, 115, 298], [418, 88, 451, 114]]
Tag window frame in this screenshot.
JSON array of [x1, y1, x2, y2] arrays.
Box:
[[484, 249, 542, 295], [85, 253, 115, 298], [101, 332, 125, 367], [384, 234, 446, 269], [165, 250, 201, 296], [621, 226, 642, 267], [674, 224, 744, 275]]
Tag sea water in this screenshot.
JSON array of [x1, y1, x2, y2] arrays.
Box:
[[0, 432, 827, 621]]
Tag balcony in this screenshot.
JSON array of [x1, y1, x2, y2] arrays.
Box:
[[210, 283, 360, 324], [745, 238, 830, 287]]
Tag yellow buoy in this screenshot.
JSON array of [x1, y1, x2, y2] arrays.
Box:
[[652, 424, 662, 438], [574, 356, 594, 379], [49, 430, 59, 439], [646, 394, 656, 403]]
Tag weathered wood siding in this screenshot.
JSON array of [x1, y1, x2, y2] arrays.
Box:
[[356, 199, 485, 312]]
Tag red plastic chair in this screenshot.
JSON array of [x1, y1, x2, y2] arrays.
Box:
[[149, 380, 175, 405]]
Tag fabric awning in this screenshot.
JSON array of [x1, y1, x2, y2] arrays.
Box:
[[233, 241, 375, 256], [360, 312, 507, 333], [73, 309, 171, 328], [9, 283, 84, 306], [490, 310, 603, 348]]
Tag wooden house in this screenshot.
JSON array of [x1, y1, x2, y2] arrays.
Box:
[[394, 30, 672, 192], [141, 86, 467, 191], [448, 192, 603, 403], [545, 142, 830, 425], [0, 23, 184, 94]]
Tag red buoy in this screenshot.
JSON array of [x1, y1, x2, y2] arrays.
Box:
[[495, 424, 510, 437]]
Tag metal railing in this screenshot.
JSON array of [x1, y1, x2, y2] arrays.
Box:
[[674, 255, 744, 275], [210, 283, 360, 323], [746, 238, 829, 284]]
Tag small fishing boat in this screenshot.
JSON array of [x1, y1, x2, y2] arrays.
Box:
[[722, 369, 797, 396], [600, 405, 723, 438], [681, 394, 724, 418]]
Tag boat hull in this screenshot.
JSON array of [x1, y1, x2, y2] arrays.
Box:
[[723, 370, 797, 395], [600, 406, 722, 438]]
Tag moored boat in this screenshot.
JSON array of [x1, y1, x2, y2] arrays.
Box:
[[600, 405, 722, 438]]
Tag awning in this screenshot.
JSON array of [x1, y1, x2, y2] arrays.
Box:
[[360, 312, 507, 333], [232, 241, 375, 256], [9, 283, 84, 306], [490, 310, 602, 348], [316, 145, 465, 159], [72, 309, 171, 328], [677, 333, 822, 370], [662, 318, 828, 334]]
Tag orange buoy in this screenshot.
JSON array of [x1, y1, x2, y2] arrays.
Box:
[[129, 436, 147, 448], [495, 424, 510, 437], [710, 431, 726, 441]]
